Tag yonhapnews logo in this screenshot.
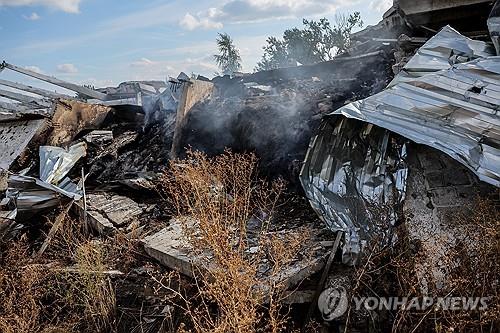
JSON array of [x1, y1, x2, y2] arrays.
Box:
[[318, 288, 491, 321]]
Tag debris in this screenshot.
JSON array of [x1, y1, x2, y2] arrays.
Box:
[[489, 0, 500, 55], [36, 202, 73, 257], [48, 100, 113, 146], [177, 49, 391, 181], [170, 78, 214, 158], [0, 61, 107, 100], [85, 194, 143, 227], [73, 193, 144, 234], [300, 119, 409, 263], [54, 267, 124, 275], [391, 25, 494, 83], [0, 119, 48, 171], [143, 218, 330, 292], [303, 231, 343, 330], [6, 175, 81, 220], [301, 26, 500, 264], [73, 200, 116, 235], [84, 130, 113, 145], [332, 26, 499, 186], [0, 210, 21, 241], [39, 142, 86, 184], [1, 2, 499, 331]]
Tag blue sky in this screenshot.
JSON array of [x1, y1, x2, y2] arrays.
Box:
[[1, 0, 392, 88]]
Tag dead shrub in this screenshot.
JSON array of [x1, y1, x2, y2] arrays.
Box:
[[345, 196, 499, 333], [0, 217, 117, 332], [0, 237, 80, 333], [0, 238, 47, 333], [158, 149, 311, 333], [43, 211, 90, 262], [62, 241, 117, 332]]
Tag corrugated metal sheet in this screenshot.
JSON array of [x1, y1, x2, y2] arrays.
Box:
[[331, 55, 500, 186], [300, 118, 409, 264], [392, 26, 495, 84], [488, 0, 500, 55], [6, 175, 81, 220], [300, 25, 500, 262], [39, 142, 86, 185]]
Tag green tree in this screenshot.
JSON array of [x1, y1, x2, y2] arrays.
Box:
[[255, 13, 363, 72], [214, 33, 242, 76]]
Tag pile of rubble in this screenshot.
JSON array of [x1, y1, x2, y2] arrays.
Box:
[[0, 0, 499, 331]]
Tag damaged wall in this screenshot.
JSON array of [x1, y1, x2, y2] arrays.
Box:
[[48, 100, 114, 146], [404, 144, 497, 290], [171, 79, 214, 158]]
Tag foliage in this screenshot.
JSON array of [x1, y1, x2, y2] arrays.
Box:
[[345, 196, 500, 333], [255, 13, 363, 71], [158, 150, 312, 333], [214, 33, 242, 76]]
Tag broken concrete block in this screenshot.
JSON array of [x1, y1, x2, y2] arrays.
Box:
[[73, 201, 116, 235], [73, 193, 144, 234], [142, 218, 330, 293], [142, 220, 202, 278], [86, 194, 143, 227]]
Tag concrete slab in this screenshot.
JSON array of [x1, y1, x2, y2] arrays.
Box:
[[73, 193, 144, 234], [142, 218, 330, 294], [86, 194, 143, 227]]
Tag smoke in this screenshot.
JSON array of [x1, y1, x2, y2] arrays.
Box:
[[175, 51, 394, 182]]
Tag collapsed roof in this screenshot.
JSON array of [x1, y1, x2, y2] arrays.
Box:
[[300, 25, 500, 263]]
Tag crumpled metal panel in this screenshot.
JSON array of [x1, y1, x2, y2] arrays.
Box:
[[392, 25, 495, 84], [5, 143, 85, 221], [488, 0, 500, 55], [300, 25, 500, 263], [6, 175, 81, 220], [331, 56, 500, 187], [39, 142, 86, 185], [300, 118, 408, 264]]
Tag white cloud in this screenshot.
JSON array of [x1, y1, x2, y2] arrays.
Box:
[[23, 12, 40, 20], [370, 0, 392, 13], [130, 57, 156, 67], [24, 65, 43, 73], [128, 58, 175, 80], [56, 63, 78, 73], [179, 12, 223, 31], [0, 0, 81, 13]]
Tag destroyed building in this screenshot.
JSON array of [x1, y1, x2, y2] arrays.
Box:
[[0, 0, 499, 332]]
